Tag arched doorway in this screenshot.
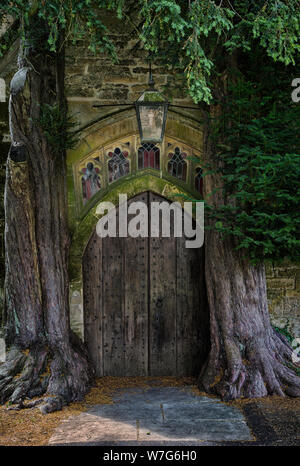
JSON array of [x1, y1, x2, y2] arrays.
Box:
[[83, 192, 209, 377]]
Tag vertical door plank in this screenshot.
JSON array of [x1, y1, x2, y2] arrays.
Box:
[[102, 207, 125, 376], [83, 191, 209, 378], [123, 193, 149, 375], [176, 229, 204, 376], [83, 231, 103, 376], [148, 192, 177, 376]]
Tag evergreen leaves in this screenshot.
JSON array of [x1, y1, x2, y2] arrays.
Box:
[[0, 0, 123, 59], [0, 1, 299, 262], [209, 68, 300, 262], [252, 0, 300, 65], [1, 1, 299, 103], [34, 103, 78, 155], [138, 0, 300, 103]]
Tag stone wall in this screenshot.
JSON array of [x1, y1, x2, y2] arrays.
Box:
[[266, 261, 300, 338], [64, 14, 300, 341], [64, 13, 196, 132], [0, 14, 299, 340]]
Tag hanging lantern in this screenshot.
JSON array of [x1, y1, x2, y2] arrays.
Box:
[[135, 64, 169, 144]]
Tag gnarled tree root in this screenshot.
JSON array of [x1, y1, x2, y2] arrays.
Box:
[[0, 338, 93, 413], [198, 328, 300, 400]]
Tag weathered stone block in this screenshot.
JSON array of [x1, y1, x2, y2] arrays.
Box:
[[65, 85, 95, 98], [265, 262, 275, 278], [275, 267, 299, 278], [131, 66, 170, 75], [65, 55, 77, 65], [66, 65, 86, 75], [270, 316, 289, 329], [287, 318, 300, 339], [102, 76, 140, 85], [89, 64, 132, 77], [270, 297, 300, 316], [286, 289, 300, 298], [266, 278, 295, 290], [94, 87, 129, 100], [267, 288, 285, 301]]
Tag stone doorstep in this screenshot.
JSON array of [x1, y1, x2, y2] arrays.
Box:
[[48, 414, 252, 444], [48, 387, 253, 445]]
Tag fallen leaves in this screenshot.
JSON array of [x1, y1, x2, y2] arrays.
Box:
[[0, 376, 198, 446]]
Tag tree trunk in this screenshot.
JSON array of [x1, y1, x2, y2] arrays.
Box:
[[198, 105, 300, 400], [0, 19, 92, 412]]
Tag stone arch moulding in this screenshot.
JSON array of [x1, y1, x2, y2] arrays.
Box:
[[67, 109, 204, 339]]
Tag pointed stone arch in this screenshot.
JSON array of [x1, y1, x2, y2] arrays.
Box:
[[67, 110, 204, 338]]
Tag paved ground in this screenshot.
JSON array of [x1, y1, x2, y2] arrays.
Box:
[[48, 386, 253, 445]]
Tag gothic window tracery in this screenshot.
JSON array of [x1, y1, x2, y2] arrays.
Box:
[[195, 167, 203, 195], [108, 147, 130, 183], [81, 162, 101, 205], [75, 135, 203, 212], [167, 147, 187, 181], [138, 143, 160, 170]]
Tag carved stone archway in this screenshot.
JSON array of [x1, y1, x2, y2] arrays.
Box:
[[67, 111, 204, 339]]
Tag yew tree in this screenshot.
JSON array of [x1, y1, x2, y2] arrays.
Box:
[[0, 0, 299, 411], [0, 0, 123, 413], [142, 0, 300, 399]]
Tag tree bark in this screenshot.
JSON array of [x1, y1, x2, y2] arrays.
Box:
[[0, 19, 92, 412], [198, 104, 300, 400]]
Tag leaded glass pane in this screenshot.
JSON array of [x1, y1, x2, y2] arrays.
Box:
[[108, 147, 130, 183], [81, 162, 101, 205], [138, 143, 160, 170], [168, 147, 187, 181], [195, 167, 203, 195]]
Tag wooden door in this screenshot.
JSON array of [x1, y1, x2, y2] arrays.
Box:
[[83, 192, 209, 376]]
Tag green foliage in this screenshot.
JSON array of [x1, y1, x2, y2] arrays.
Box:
[[208, 63, 300, 262], [0, 18, 20, 56], [252, 0, 300, 65], [183, 0, 234, 103], [1, 1, 299, 104], [273, 324, 293, 343], [34, 104, 78, 155], [139, 0, 187, 51], [0, 0, 126, 59], [0, 1, 299, 264], [288, 362, 300, 378], [139, 0, 300, 103]]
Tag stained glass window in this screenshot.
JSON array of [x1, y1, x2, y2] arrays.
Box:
[[108, 147, 130, 183], [138, 143, 160, 170], [168, 147, 187, 181], [195, 167, 203, 195], [81, 162, 101, 205]]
